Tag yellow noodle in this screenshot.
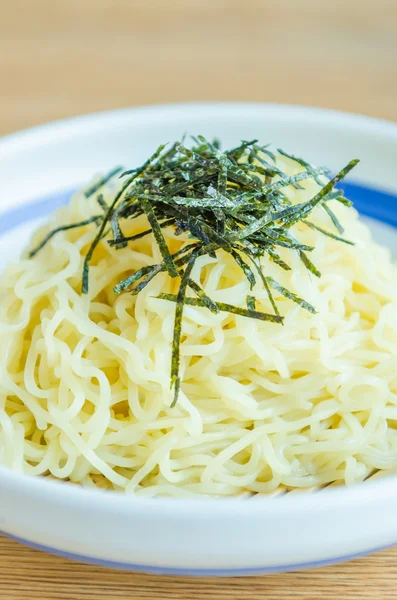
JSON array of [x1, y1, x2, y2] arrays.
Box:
[[1, 157, 397, 496]]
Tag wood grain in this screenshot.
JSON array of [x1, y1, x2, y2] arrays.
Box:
[[1, 0, 397, 598], [1, 536, 397, 600], [1, 0, 397, 136]]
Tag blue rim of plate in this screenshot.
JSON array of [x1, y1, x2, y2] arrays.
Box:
[[1, 181, 397, 237], [0, 529, 394, 575], [0, 180, 396, 574]]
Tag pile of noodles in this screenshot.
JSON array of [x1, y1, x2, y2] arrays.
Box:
[[1, 154, 397, 497]]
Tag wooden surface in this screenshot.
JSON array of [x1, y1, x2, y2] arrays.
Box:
[[1, 1, 397, 598], [1, 536, 397, 600], [1, 0, 397, 136]]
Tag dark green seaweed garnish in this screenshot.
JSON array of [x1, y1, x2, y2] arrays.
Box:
[[29, 216, 102, 258], [29, 138, 359, 405]]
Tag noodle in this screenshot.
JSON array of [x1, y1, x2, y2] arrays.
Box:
[[1, 153, 397, 497]]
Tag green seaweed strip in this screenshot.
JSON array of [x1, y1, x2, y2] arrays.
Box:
[[253, 143, 276, 162], [158, 294, 284, 324], [247, 255, 280, 317], [246, 295, 256, 311], [108, 218, 176, 247], [121, 144, 167, 177], [110, 214, 128, 249], [170, 253, 198, 407], [96, 194, 108, 212], [323, 204, 344, 234], [140, 197, 179, 278], [227, 139, 258, 161], [82, 146, 171, 293], [217, 157, 228, 195], [276, 149, 329, 186], [82, 178, 134, 293], [114, 244, 199, 294], [266, 277, 316, 313], [187, 279, 219, 313], [227, 210, 274, 242], [299, 251, 321, 278], [108, 226, 153, 247], [305, 221, 354, 245], [269, 167, 328, 191], [115, 264, 163, 294], [29, 216, 101, 258], [129, 268, 162, 295], [283, 160, 359, 225], [267, 248, 292, 271], [229, 249, 256, 289], [84, 166, 123, 198]]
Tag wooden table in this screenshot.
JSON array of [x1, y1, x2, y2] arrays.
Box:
[[1, 1, 397, 598], [1, 536, 397, 600]]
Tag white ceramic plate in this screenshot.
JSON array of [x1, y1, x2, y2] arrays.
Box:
[[1, 103, 397, 575]]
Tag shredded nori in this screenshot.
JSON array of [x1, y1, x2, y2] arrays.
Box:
[[29, 137, 359, 405], [28, 216, 102, 258]]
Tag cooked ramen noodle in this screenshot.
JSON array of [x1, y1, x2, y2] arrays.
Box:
[[1, 144, 397, 497]]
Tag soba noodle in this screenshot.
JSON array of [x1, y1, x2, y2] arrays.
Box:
[[1, 152, 397, 496]]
